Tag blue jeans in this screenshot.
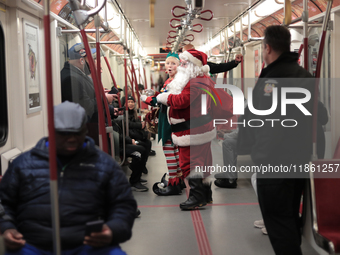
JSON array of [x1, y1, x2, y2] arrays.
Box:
[[5, 244, 126, 255]]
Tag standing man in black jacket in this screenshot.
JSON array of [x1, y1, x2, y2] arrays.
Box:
[[238, 26, 314, 255], [60, 43, 116, 121], [0, 101, 137, 254]]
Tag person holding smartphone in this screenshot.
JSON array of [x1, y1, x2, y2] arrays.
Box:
[[0, 102, 137, 254]]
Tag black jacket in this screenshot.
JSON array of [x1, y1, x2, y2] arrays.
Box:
[[0, 137, 137, 250], [238, 52, 314, 167], [208, 60, 239, 74], [60, 62, 97, 120], [126, 109, 148, 141]]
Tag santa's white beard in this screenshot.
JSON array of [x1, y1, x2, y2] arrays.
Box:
[[167, 63, 198, 95]]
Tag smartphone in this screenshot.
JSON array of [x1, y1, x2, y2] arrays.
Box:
[[84, 220, 104, 236], [108, 87, 119, 94], [118, 107, 125, 111]]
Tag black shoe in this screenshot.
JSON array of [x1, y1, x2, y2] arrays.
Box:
[[203, 182, 213, 204], [142, 167, 148, 174], [214, 178, 237, 189], [140, 178, 147, 184], [131, 182, 149, 192], [153, 182, 182, 196], [149, 150, 156, 156], [180, 178, 207, 210], [135, 209, 141, 218]]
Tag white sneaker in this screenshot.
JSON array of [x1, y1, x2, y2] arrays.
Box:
[[261, 227, 268, 235], [254, 219, 265, 229]]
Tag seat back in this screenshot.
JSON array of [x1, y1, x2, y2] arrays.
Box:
[[310, 159, 340, 253]]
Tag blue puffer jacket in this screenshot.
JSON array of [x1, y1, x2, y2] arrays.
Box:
[[0, 137, 137, 251]]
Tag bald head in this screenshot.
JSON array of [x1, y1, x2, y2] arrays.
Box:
[[183, 44, 195, 52]]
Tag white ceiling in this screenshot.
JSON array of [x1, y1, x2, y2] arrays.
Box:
[[115, 0, 258, 54]]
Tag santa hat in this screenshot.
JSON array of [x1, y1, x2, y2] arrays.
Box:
[[180, 49, 210, 74]]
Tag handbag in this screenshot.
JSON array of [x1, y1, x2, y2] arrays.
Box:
[[145, 108, 159, 134]]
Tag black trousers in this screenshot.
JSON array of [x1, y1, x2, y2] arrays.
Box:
[[137, 139, 152, 163], [257, 178, 305, 255], [125, 144, 146, 184]]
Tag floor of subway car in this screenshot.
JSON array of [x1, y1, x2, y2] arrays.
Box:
[[121, 139, 319, 255]]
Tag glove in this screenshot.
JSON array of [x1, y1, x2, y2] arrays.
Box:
[[140, 95, 147, 102], [156, 93, 169, 105]]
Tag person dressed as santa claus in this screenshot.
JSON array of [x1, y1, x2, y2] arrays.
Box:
[[156, 49, 216, 210]]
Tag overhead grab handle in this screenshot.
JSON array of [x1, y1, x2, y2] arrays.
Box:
[[283, 0, 292, 25], [172, 5, 187, 17], [198, 9, 213, 21], [69, 0, 107, 27], [170, 18, 182, 28], [191, 23, 203, 33], [185, 34, 195, 41]]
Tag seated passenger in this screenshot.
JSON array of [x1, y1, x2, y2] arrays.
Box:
[[0, 101, 137, 255], [125, 95, 152, 171], [111, 114, 149, 192]]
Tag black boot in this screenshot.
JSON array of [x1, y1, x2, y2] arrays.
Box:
[[160, 173, 168, 188], [153, 182, 182, 196], [203, 182, 213, 204], [180, 178, 207, 210]]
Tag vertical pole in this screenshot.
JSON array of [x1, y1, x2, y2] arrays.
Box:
[[303, 0, 309, 71], [43, 1, 61, 254]]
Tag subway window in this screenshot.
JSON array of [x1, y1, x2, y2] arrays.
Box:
[[0, 22, 8, 147]]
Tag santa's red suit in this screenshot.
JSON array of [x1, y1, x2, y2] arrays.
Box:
[[160, 75, 216, 179]]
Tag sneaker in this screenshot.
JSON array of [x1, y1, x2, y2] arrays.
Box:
[[140, 178, 147, 184], [149, 150, 156, 156], [254, 219, 265, 229], [261, 227, 268, 235], [131, 182, 149, 192], [135, 209, 141, 218], [214, 179, 237, 188]]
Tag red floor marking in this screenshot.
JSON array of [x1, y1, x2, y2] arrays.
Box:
[[185, 179, 213, 255]]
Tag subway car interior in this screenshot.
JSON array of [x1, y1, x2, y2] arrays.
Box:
[[0, 0, 340, 254]]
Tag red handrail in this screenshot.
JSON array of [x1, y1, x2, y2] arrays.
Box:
[[80, 29, 108, 153], [144, 67, 148, 89], [43, 2, 61, 253], [241, 57, 244, 93]]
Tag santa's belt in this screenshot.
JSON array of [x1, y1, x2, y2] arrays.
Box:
[[171, 114, 212, 133]]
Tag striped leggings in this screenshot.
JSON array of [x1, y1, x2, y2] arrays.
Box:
[[163, 140, 182, 185]]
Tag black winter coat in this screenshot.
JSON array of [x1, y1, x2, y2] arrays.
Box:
[[60, 62, 97, 121], [237, 52, 314, 167], [0, 137, 137, 251]]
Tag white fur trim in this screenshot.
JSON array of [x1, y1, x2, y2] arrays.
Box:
[[201, 65, 210, 74], [156, 93, 169, 105], [170, 117, 186, 124], [172, 128, 216, 146], [180, 51, 203, 67]]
